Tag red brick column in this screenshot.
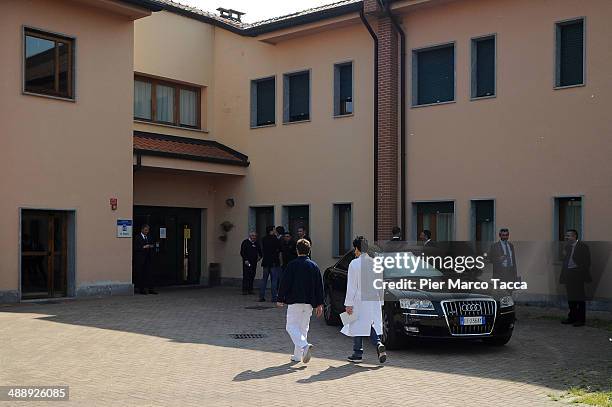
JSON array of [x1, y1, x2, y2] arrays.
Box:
[[375, 16, 399, 241]]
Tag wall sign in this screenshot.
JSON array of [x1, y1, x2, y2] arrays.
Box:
[[159, 227, 167, 239], [117, 219, 133, 238]]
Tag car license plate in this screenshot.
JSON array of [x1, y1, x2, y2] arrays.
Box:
[[460, 316, 484, 325]]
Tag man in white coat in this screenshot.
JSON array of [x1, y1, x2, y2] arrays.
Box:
[[342, 236, 387, 363]]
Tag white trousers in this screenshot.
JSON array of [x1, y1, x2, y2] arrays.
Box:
[[286, 303, 313, 358]]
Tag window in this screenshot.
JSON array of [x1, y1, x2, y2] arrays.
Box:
[[471, 200, 495, 253], [414, 201, 454, 242], [334, 62, 353, 116], [555, 197, 582, 241], [413, 44, 454, 106], [555, 18, 584, 87], [283, 71, 310, 123], [134, 75, 201, 129], [333, 204, 352, 256], [250, 77, 275, 127], [554, 197, 582, 260], [282, 205, 309, 238], [24, 28, 74, 99], [471, 36, 495, 98], [248, 206, 274, 240]]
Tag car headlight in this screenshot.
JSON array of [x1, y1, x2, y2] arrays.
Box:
[[500, 296, 514, 308], [399, 298, 434, 310]]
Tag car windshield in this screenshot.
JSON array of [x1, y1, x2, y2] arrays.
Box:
[[376, 251, 444, 278]]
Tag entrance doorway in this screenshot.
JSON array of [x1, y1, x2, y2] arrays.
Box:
[[414, 201, 454, 242], [133, 206, 202, 287], [249, 206, 274, 240], [21, 210, 70, 299], [283, 205, 310, 237], [471, 200, 495, 254]]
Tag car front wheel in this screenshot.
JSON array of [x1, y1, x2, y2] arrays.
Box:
[[382, 307, 404, 350], [324, 287, 341, 326], [483, 333, 512, 346]]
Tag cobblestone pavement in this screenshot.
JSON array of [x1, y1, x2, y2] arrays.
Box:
[[1, 287, 611, 407]]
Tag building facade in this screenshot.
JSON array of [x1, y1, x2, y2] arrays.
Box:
[[1, 0, 611, 305]]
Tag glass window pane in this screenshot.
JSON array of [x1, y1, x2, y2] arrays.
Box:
[[559, 20, 584, 86], [475, 38, 495, 97], [289, 72, 309, 122], [156, 84, 174, 123], [134, 80, 152, 119], [57, 42, 70, 96], [25, 35, 56, 93], [179, 88, 197, 126], [417, 45, 454, 105], [256, 79, 275, 126]]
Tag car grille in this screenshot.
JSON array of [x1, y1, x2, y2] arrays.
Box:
[[441, 299, 497, 336]]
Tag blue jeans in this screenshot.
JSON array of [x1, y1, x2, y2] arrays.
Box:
[[259, 266, 280, 301], [353, 327, 381, 357]]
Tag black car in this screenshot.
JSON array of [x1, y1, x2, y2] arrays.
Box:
[[323, 250, 516, 349]]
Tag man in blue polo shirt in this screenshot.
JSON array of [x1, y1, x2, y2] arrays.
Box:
[[277, 239, 324, 363]]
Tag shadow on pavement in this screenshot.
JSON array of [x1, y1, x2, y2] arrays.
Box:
[[297, 363, 382, 384], [233, 362, 306, 381]]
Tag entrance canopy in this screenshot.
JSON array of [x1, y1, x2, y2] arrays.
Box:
[[133, 131, 249, 176]]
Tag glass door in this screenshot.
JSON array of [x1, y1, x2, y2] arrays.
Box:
[[21, 210, 68, 299]]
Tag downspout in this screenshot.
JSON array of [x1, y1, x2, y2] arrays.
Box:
[[382, 1, 407, 240], [359, 8, 379, 242]]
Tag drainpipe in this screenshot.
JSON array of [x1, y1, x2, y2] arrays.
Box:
[[381, 0, 407, 241], [134, 153, 142, 171], [359, 9, 379, 242]]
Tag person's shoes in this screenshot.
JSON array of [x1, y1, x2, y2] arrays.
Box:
[[148, 290, 158, 295], [248, 291, 254, 295], [561, 319, 574, 325], [573, 321, 585, 327], [347, 354, 363, 363], [242, 291, 248, 295], [376, 343, 387, 363], [138, 289, 148, 295], [290, 356, 300, 362], [258, 298, 266, 302], [302, 344, 313, 364]]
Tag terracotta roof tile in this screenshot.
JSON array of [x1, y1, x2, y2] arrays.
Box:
[[133, 131, 249, 167]]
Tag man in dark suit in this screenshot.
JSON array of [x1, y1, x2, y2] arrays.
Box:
[[384, 226, 404, 252], [490, 228, 518, 283], [281, 233, 297, 268], [419, 230, 434, 247], [296, 226, 311, 245], [560, 229, 591, 327], [391, 226, 402, 241], [240, 231, 261, 295], [259, 226, 282, 302], [134, 224, 157, 295]]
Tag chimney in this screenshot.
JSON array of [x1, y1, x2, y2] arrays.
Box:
[[216, 7, 245, 22]]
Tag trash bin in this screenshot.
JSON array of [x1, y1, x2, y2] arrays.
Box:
[[209, 263, 221, 287]]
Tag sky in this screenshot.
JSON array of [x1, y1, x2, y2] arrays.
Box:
[[174, 0, 335, 23]]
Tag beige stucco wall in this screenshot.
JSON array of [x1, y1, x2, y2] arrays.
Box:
[[132, 11, 375, 280], [402, 0, 612, 241], [211, 23, 375, 278], [400, 0, 612, 300], [134, 10, 215, 136], [0, 0, 137, 295]]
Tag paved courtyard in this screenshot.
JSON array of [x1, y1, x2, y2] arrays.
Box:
[[1, 287, 611, 407]]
